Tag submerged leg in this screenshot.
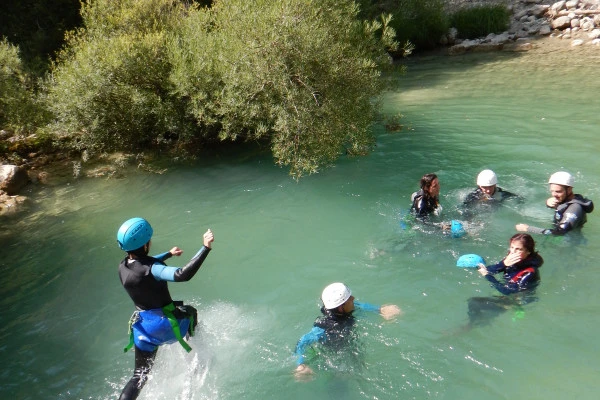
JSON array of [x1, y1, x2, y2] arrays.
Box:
[[119, 346, 158, 400], [467, 296, 513, 327]]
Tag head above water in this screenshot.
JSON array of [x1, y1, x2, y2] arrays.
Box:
[[509, 233, 536, 255], [477, 169, 498, 187], [117, 217, 153, 252], [420, 173, 439, 197], [321, 282, 353, 310]]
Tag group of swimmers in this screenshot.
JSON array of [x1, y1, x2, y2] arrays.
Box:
[[409, 169, 594, 327], [113, 169, 594, 397]]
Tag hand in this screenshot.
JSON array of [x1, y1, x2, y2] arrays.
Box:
[[380, 304, 402, 320], [546, 197, 559, 208], [515, 223, 528, 232], [477, 263, 488, 276], [203, 229, 214, 248], [169, 247, 183, 256], [294, 364, 314, 382], [503, 252, 522, 267]]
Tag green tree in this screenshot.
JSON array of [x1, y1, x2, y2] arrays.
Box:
[[0, 39, 48, 135], [45, 0, 398, 177]]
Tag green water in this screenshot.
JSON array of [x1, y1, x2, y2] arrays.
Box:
[[1, 41, 599, 400]]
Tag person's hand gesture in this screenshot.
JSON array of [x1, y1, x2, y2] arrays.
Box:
[[477, 263, 488, 276], [503, 252, 522, 267], [380, 304, 402, 320], [203, 229, 214, 248], [294, 364, 314, 382], [515, 223, 528, 232], [546, 197, 559, 208], [169, 247, 183, 256]]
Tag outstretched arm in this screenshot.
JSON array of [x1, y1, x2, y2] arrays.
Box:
[[151, 230, 214, 282], [355, 301, 402, 320]]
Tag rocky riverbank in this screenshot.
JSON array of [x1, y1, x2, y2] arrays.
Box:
[[2, 0, 600, 217], [444, 0, 600, 54]]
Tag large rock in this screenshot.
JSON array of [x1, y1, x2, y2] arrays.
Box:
[[552, 16, 573, 29], [0, 165, 29, 195]]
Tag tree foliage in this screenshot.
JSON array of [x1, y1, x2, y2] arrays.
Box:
[[45, 0, 399, 177], [0, 39, 48, 134]]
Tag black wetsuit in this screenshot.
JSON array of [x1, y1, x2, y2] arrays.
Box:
[[410, 189, 441, 220], [118, 247, 210, 400], [526, 194, 594, 235], [468, 253, 543, 327]]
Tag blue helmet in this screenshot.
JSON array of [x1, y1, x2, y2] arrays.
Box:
[[456, 254, 485, 268], [117, 217, 153, 251]]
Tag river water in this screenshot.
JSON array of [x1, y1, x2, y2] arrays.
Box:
[[1, 39, 599, 400]]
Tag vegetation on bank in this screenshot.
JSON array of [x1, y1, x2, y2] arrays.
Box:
[[0, 0, 509, 177]]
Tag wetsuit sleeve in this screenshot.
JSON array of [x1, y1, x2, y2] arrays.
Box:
[[528, 203, 584, 235], [294, 326, 326, 365], [150, 246, 211, 282], [173, 246, 211, 282], [485, 261, 506, 274], [153, 252, 172, 262], [354, 301, 381, 313]]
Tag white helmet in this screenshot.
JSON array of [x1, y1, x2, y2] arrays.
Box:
[[477, 169, 498, 186], [548, 171, 574, 187], [321, 282, 352, 309]]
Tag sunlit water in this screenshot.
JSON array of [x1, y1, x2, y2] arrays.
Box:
[[1, 39, 599, 400]]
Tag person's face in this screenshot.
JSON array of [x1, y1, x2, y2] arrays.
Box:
[[509, 240, 530, 259], [479, 184, 496, 196], [340, 295, 355, 314], [428, 178, 440, 197], [549, 184, 571, 203]]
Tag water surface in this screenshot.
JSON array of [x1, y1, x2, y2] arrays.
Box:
[[1, 38, 599, 400]]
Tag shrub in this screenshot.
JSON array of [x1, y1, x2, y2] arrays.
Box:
[[44, 0, 193, 153], [46, 0, 399, 177], [450, 4, 511, 39], [0, 39, 48, 135]]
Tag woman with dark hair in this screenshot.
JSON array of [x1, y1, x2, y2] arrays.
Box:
[[467, 233, 543, 327], [410, 173, 442, 219], [477, 233, 543, 294]]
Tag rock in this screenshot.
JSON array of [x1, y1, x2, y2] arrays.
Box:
[[571, 38, 585, 45], [566, 0, 580, 8], [589, 28, 600, 38], [551, 1, 567, 12], [0, 191, 29, 216], [553, 16, 573, 29], [0, 165, 29, 195]]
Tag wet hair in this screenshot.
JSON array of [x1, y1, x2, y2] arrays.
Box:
[[420, 173, 438, 196], [509, 234, 542, 264], [128, 242, 150, 257]]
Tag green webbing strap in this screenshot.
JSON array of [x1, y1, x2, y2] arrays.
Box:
[[162, 302, 192, 353], [123, 312, 138, 353]]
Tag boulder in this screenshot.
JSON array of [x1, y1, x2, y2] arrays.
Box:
[[0, 165, 29, 195]]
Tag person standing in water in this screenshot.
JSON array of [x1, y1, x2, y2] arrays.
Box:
[[516, 171, 594, 235], [411, 173, 442, 219], [467, 233, 543, 327], [116, 217, 214, 400], [293, 282, 401, 380], [462, 169, 517, 208]]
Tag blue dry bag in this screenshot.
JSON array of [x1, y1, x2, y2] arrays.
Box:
[[456, 254, 485, 268]]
